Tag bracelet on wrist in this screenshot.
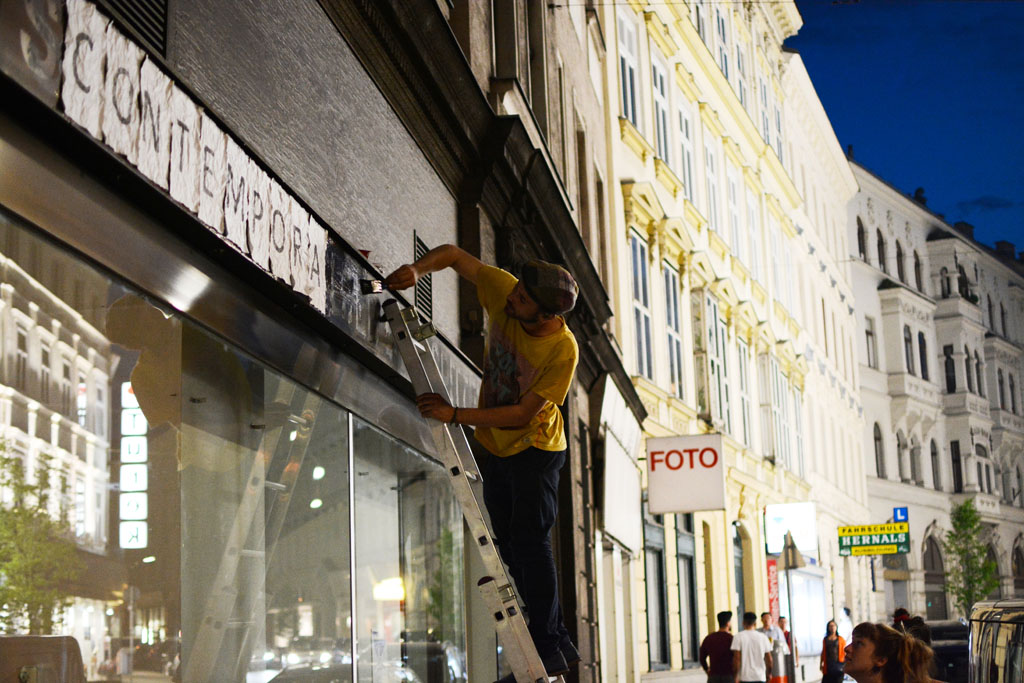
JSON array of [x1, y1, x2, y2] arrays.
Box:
[[450, 407, 458, 424]]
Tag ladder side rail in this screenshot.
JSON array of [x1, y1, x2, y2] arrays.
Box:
[[381, 301, 557, 683], [183, 381, 297, 680], [233, 393, 324, 677]]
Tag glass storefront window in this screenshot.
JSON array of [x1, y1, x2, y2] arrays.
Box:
[[352, 418, 466, 683], [0, 207, 465, 682]]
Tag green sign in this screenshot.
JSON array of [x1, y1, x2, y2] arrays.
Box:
[[838, 522, 910, 556]]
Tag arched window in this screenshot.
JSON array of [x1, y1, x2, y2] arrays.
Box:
[[914, 252, 923, 291], [987, 547, 1001, 599], [958, 265, 970, 298], [1002, 303, 1008, 337], [923, 536, 948, 619], [857, 218, 867, 259], [930, 440, 941, 491], [999, 369, 1006, 409], [944, 346, 956, 393], [897, 431, 909, 481], [940, 267, 951, 298], [976, 352, 985, 397], [1014, 547, 1024, 595], [989, 296, 996, 330], [965, 346, 974, 393], [918, 333, 929, 381], [903, 326, 915, 375], [877, 230, 888, 273], [874, 423, 886, 478], [896, 241, 906, 282], [1011, 374, 1018, 414]]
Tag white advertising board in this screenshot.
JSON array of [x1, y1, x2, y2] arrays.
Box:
[[646, 433, 726, 514], [764, 502, 819, 554]]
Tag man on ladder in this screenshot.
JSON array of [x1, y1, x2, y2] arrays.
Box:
[[384, 244, 580, 679]]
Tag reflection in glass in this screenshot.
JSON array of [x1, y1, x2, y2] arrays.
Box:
[[353, 418, 466, 683]]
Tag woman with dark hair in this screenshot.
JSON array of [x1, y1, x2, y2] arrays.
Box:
[[820, 620, 846, 683], [843, 622, 933, 683]]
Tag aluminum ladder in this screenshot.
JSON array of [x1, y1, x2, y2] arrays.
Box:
[[382, 298, 562, 683]]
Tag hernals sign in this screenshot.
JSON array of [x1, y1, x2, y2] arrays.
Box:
[[837, 522, 910, 556]]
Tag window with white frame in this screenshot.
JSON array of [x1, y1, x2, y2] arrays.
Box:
[[708, 295, 730, 432], [772, 359, 791, 468], [774, 104, 784, 163], [77, 371, 88, 428], [792, 386, 804, 476], [704, 138, 720, 233], [738, 338, 751, 446], [694, 291, 729, 431], [40, 343, 51, 404], [782, 237, 794, 311], [61, 358, 72, 417], [652, 53, 670, 162], [694, 0, 709, 45], [631, 232, 654, 379], [746, 188, 762, 282], [665, 264, 685, 399], [727, 163, 743, 260], [865, 316, 878, 369], [714, 8, 729, 80], [769, 215, 782, 303], [618, 11, 639, 128], [15, 325, 28, 391], [677, 99, 696, 202], [735, 43, 748, 110], [759, 77, 771, 145]]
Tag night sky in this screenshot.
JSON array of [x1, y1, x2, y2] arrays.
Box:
[[785, 0, 1024, 252]]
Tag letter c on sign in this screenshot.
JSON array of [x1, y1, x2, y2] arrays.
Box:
[[699, 447, 718, 468]]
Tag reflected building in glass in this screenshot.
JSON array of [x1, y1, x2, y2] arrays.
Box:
[[0, 0, 642, 681]]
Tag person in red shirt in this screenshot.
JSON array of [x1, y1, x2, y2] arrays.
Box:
[[701, 611, 735, 683]]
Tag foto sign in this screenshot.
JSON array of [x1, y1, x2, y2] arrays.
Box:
[[647, 434, 725, 514], [838, 522, 910, 556]]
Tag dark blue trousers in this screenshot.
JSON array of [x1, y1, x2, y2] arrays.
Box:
[[476, 442, 571, 659]]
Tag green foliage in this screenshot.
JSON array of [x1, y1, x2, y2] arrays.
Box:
[[0, 447, 83, 634], [426, 527, 460, 643], [943, 497, 1000, 618]]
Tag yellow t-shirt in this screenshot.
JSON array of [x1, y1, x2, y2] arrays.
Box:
[[474, 265, 579, 457]]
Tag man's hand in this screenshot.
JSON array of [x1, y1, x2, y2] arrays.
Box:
[[384, 264, 418, 291], [416, 393, 455, 423]]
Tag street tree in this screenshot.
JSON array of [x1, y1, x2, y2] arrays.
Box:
[[0, 448, 82, 634], [943, 497, 999, 617]]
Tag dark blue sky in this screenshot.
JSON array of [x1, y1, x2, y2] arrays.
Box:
[[785, 0, 1024, 252]]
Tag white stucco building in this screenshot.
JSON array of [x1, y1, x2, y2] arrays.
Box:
[[849, 161, 1024, 620]]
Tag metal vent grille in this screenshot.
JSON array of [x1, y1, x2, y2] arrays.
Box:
[[96, 0, 168, 56], [414, 234, 432, 321]]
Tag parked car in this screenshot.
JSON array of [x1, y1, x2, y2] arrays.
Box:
[[969, 600, 1024, 683]]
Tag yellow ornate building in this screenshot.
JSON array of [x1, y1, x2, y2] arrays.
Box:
[[598, 2, 872, 680]]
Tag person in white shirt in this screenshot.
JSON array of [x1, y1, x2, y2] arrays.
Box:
[[732, 612, 773, 683]]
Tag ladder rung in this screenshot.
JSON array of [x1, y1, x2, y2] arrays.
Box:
[[265, 481, 287, 491]]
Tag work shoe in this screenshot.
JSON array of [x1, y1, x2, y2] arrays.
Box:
[[560, 641, 581, 666]]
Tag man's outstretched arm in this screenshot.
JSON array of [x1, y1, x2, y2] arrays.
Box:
[[384, 244, 484, 289]]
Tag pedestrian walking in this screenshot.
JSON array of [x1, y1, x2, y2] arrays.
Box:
[[701, 611, 736, 683], [820, 619, 846, 683], [842, 622, 933, 683], [838, 607, 854, 644], [759, 612, 790, 683], [732, 612, 773, 683]]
